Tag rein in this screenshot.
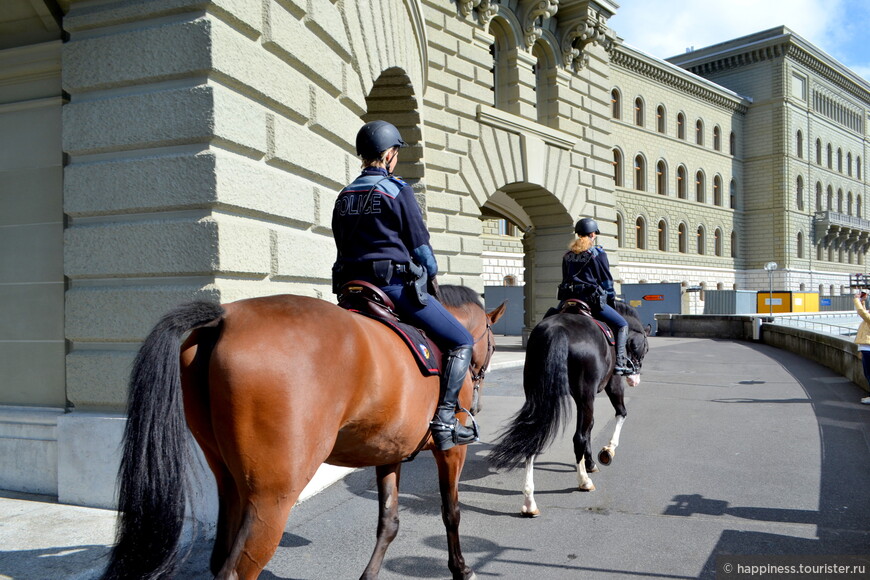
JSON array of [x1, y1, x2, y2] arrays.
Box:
[[469, 318, 495, 415]]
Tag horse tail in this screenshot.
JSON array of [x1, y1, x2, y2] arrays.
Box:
[[102, 301, 225, 580], [488, 322, 571, 470]]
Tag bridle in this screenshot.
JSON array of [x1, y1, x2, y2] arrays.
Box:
[[469, 318, 495, 415]]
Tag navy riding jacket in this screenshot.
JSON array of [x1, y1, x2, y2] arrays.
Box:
[[561, 246, 616, 301], [332, 167, 437, 277]]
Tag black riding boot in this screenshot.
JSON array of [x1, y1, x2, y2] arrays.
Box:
[[614, 325, 635, 376], [430, 345, 478, 451]]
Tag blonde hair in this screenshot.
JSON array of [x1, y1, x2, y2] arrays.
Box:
[[361, 146, 399, 169], [568, 236, 594, 254]]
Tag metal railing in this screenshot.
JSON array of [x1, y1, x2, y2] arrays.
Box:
[[768, 312, 860, 337]]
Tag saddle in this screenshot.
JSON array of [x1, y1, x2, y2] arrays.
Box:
[[547, 299, 615, 345], [337, 280, 442, 375]]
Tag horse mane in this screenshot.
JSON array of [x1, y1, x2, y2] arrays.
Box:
[[439, 285, 483, 308], [614, 300, 643, 330]]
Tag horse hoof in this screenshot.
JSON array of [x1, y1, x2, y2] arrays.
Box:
[[579, 482, 595, 492], [598, 448, 614, 466], [521, 508, 540, 518], [587, 462, 599, 473]]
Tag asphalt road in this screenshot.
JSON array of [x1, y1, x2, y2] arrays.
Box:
[[172, 336, 870, 579]]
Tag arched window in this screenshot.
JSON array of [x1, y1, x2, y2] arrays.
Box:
[[731, 230, 737, 258], [847, 152, 853, 176], [796, 130, 803, 158], [634, 155, 646, 191], [695, 119, 704, 145], [489, 19, 513, 111], [613, 149, 623, 187], [532, 42, 553, 126], [714, 228, 723, 256], [838, 148, 843, 172], [730, 179, 737, 209], [827, 143, 833, 168], [677, 166, 687, 199], [816, 181, 822, 211], [677, 113, 686, 140], [838, 188, 843, 212], [815, 138, 821, 164], [713, 175, 722, 206], [697, 225, 705, 254], [635, 217, 646, 249], [611, 89, 621, 119], [656, 105, 666, 133], [796, 175, 804, 211], [695, 170, 705, 203], [635, 97, 644, 126], [858, 156, 862, 180], [656, 160, 667, 195], [797, 232, 804, 258], [616, 213, 624, 247], [658, 220, 667, 251], [858, 195, 863, 218], [678, 223, 688, 253], [827, 185, 833, 210], [713, 126, 721, 151], [729, 131, 736, 155], [848, 191, 854, 215]]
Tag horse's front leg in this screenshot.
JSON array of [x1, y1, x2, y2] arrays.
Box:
[[573, 395, 596, 491], [433, 446, 476, 580], [521, 456, 540, 517], [599, 377, 628, 466], [360, 463, 402, 580]]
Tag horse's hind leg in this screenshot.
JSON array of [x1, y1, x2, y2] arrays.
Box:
[[521, 456, 540, 517], [433, 447, 476, 580], [599, 378, 628, 466], [360, 463, 402, 580], [215, 486, 297, 580], [573, 395, 596, 491]]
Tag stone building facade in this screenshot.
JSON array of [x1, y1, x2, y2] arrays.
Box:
[[1, 1, 869, 508]]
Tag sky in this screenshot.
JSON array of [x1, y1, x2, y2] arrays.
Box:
[[606, 0, 870, 83]]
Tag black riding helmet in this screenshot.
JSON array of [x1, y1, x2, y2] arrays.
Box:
[[356, 120, 407, 159], [575, 217, 600, 236]]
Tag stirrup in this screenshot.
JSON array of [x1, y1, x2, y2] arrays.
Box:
[[430, 407, 479, 450], [614, 359, 637, 376]]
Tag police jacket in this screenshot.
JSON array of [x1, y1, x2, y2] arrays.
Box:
[[561, 246, 616, 301], [332, 167, 438, 278]]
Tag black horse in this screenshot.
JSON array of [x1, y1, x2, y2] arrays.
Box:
[[488, 301, 650, 516]]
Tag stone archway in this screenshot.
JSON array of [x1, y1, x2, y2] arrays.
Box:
[[362, 67, 424, 192], [460, 111, 595, 334]]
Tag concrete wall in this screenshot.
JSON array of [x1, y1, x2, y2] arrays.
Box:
[[656, 313, 870, 393]]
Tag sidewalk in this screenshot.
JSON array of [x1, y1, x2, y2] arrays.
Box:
[[0, 335, 527, 580]]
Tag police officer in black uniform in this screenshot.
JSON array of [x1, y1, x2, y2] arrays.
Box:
[[559, 217, 635, 376], [332, 120, 478, 451]]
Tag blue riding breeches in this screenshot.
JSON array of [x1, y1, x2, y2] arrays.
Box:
[[381, 283, 473, 351], [596, 303, 628, 331]]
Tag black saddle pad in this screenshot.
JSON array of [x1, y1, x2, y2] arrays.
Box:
[[355, 312, 442, 376]]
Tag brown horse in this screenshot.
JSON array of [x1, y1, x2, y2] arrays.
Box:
[[101, 285, 505, 580]]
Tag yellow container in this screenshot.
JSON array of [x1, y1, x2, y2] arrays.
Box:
[[756, 292, 820, 313]]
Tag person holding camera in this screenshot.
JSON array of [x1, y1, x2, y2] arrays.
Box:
[[853, 290, 870, 404], [559, 217, 634, 376], [331, 120, 477, 450]]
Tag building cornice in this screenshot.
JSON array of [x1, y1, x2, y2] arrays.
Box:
[[669, 27, 870, 105], [611, 44, 750, 114]]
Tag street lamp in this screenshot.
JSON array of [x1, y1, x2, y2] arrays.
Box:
[[764, 261, 778, 315]]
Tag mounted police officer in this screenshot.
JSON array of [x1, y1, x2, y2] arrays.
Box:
[[331, 120, 478, 451], [558, 217, 635, 376]]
